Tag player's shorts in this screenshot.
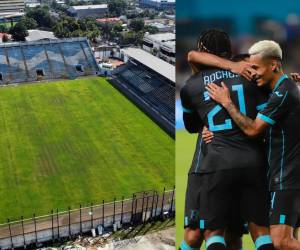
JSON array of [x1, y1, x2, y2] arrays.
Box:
[[269, 189, 300, 228], [184, 168, 270, 231]]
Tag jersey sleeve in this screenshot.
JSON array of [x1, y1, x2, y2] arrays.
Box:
[[257, 89, 289, 125], [180, 84, 194, 113], [180, 84, 204, 133]]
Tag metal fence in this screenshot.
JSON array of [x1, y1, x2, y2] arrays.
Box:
[[0, 187, 175, 250]]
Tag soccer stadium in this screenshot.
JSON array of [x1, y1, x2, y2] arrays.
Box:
[[0, 37, 174, 248], [176, 0, 300, 249], [111, 47, 175, 137]]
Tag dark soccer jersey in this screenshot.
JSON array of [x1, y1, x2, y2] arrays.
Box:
[[181, 68, 268, 173], [257, 74, 300, 191]]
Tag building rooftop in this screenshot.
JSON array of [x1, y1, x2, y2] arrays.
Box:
[[96, 17, 121, 23], [163, 40, 175, 48], [122, 48, 175, 83], [144, 32, 175, 42], [144, 0, 175, 2], [26, 30, 57, 42], [70, 4, 107, 10]]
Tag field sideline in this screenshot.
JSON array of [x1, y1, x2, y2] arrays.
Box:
[[0, 76, 174, 222], [176, 130, 254, 249]]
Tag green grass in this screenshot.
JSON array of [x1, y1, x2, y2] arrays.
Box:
[[176, 130, 254, 249], [0, 77, 174, 222], [0, 21, 17, 28]]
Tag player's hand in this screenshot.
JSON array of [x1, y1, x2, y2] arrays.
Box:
[[231, 61, 256, 81], [202, 126, 214, 144], [206, 82, 231, 107], [290, 73, 300, 83]]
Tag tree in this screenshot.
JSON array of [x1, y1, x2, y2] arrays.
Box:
[[20, 16, 38, 29], [10, 22, 28, 41], [108, 0, 127, 17], [53, 16, 100, 41], [26, 6, 54, 29], [121, 31, 136, 45], [144, 25, 159, 34], [129, 18, 144, 32], [0, 25, 8, 33], [113, 22, 123, 32]]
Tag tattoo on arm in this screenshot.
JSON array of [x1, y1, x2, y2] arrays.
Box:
[[225, 102, 255, 132]]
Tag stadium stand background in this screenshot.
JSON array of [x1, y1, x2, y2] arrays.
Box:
[[0, 0, 24, 18], [110, 48, 175, 138], [0, 37, 99, 84]]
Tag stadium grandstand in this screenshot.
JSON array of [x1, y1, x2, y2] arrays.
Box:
[[0, 37, 99, 84], [0, 0, 24, 19], [111, 48, 175, 137]]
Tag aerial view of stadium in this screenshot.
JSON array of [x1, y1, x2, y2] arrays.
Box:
[[0, 0, 175, 248]]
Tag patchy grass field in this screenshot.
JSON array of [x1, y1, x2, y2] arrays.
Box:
[[0, 77, 174, 222]]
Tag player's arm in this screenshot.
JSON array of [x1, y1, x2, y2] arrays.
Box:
[[187, 51, 254, 81], [206, 82, 269, 137], [180, 84, 203, 133]]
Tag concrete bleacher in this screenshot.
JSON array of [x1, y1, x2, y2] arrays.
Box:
[[0, 37, 99, 84], [112, 60, 175, 136]]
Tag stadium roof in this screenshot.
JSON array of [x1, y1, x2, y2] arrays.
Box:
[[122, 48, 175, 83]]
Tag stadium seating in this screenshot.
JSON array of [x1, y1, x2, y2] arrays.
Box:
[[0, 38, 99, 84], [112, 60, 175, 125]]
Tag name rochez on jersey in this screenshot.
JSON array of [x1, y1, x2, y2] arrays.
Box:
[[203, 70, 239, 85]]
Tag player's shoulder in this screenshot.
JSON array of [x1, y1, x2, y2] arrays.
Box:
[[183, 73, 206, 91], [274, 77, 295, 96]]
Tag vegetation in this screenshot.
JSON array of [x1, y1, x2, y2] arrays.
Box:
[[10, 22, 28, 41], [53, 16, 100, 41], [26, 6, 54, 29], [0, 77, 174, 222], [129, 18, 145, 32], [108, 0, 127, 17]]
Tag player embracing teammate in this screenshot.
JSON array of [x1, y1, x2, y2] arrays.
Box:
[[180, 29, 275, 250], [182, 29, 300, 250]]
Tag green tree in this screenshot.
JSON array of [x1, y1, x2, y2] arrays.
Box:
[[144, 25, 159, 34], [0, 25, 8, 33], [129, 18, 144, 32], [53, 16, 100, 41], [113, 22, 123, 32], [26, 6, 54, 28], [10, 22, 28, 41], [121, 31, 136, 45], [108, 0, 127, 17], [20, 16, 38, 30]]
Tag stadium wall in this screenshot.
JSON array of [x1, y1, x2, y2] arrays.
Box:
[[0, 189, 175, 250], [0, 37, 100, 85], [109, 77, 175, 138]]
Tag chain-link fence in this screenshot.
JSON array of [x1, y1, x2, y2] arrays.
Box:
[[0, 187, 175, 249]]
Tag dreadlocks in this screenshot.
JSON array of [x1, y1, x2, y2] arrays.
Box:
[[197, 29, 232, 59]]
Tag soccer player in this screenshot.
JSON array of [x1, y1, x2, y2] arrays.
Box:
[[203, 40, 300, 250], [180, 29, 274, 250], [181, 30, 246, 250]]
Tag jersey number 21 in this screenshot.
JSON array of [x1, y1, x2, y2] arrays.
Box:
[[207, 84, 246, 132]]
